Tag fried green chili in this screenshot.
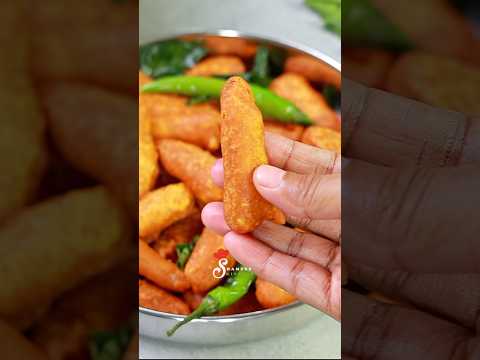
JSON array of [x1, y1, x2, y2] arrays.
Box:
[[166, 266, 256, 336], [142, 76, 312, 125]]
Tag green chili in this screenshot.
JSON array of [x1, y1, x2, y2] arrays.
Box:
[[166, 266, 256, 336], [142, 76, 312, 125], [175, 235, 199, 269]]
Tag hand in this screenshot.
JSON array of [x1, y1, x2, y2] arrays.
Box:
[[202, 132, 341, 320], [342, 80, 480, 359]]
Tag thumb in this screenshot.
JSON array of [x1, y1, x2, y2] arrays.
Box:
[[253, 165, 340, 226]]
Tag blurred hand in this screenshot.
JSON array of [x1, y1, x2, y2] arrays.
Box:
[[202, 132, 341, 320], [342, 80, 480, 359]]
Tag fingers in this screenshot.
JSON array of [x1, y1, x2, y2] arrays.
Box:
[[343, 159, 480, 272], [343, 290, 476, 360], [223, 232, 341, 320], [342, 79, 467, 166], [201, 202, 230, 235], [252, 221, 339, 266], [253, 165, 340, 222]]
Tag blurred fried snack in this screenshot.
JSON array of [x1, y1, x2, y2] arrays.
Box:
[[255, 279, 296, 309], [342, 48, 395, 89], [0, 320, 48, 360], [264, 121, 304, 141], [139, 280, 189, 315], [0, 2, 47, 220], [139, 183, 195, 237], [285, 55, 341, 88], [270, 73, 338, 130], [182, 291, 205, 311], [30, 0, 138, 92], [152, 208, 202, 259], [184, 228, 236, 293], [221, 76, 285, 233], [43, 83, 138, 216], [386, 52, 480, 116], [0, 186, 131, 329], [301, 126, 341, 153], [202, 36, 257, 58], [139, 105, 159, 198], [218, 290, 263, 315], [30, 261, 137, 360], [139, 240, 190, 292], [186, 55, 246, 76], [158, 140, 223, 204]]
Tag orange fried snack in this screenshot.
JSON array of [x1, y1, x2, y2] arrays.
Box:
[[186, 55, 246, 76], [270, 73, 338, 130], [182, 291, 205, 311], [139, 280, 190, 315], [217, 290, 262, 315], [139, 183, 195, 238], [139, 240, 190, 292], [264, 121, 304, 141], [184, 228, 236, 293], [221, 76, 285, 233], [139, 105, 159, 198], [203, 36, 257, 58], [255, 279, 296, 309], [152, 209, 202, 259], [285, 55, 341, 88], [157, 140, 223, 204], [301, 126, 341, 153]]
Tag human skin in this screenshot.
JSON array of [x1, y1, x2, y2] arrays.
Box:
[[202, 132, 341, 320]]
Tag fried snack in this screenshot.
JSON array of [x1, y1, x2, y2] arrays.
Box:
[[264, 121, 304, 141], [343, 48, 395, 88], [30, 261, 137, 360], [139, 71, 185, 109], [152, 209, 202, 259], [182, 291, 205, 311], [270, 73, 338, 130], [139, 241, 190, 292], [301, 126, 341, 153], [139, 104, 159, 198], [203, 36, 257, 58], [1, 320, 48, 360], [158, 140, 223, 204], [255, 279, 296, 309], [184, 228, 236, 293], [217, 290, 262, 315], [220, 76, 285, 233], [139, 183, 195, 237], [43, 83, 138, 217], [31, 0, 138, 93], [285, 55, 341, 88], [0, 2, 47, 220], [139, 280, 190, 315], [186, 55, 246, 76], [0, 186, 131, 329], [386, 52, 480, 115]]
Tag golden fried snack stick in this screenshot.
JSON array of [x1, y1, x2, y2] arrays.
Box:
[[139, 241, 190, 292], [255, 279, 296, 309], [139, 105, 159, 198], [264, 121, 304, 141], [139, 183, 195, 237], [0, 320, 48, 360], [30, 0, 138, 93], [270, 73, 339, 130], [158, 140, 223, 204], [186, 55, 246, 76], [0, 186, 131, 329], [301, 126, 341, 153], [285, 55, 341, 88], [0, 2, 47, 220], [184, 228, 236, 293], [139, 280, 190, 315], [30, 261, 137, 359], [203, 36, 257, 59], [220, 76, 285, 233], [43, 83, 138, 217]]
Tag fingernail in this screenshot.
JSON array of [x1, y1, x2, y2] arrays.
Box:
[[254, 165, 285, 189]]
